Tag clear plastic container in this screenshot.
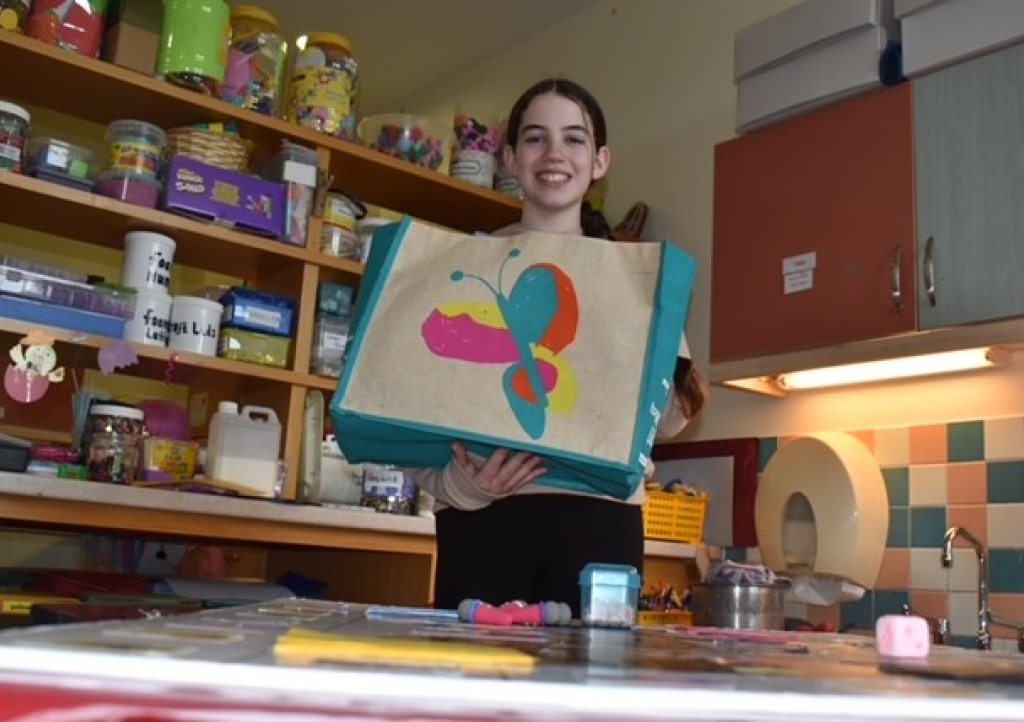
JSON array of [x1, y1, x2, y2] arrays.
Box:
[[28, 136, 96, 188], [284, 32, 358, 139], [0, 264, 136, 318], [105, 119, 168, 179], [311, 314, 349, 377], [85, 403, 145, 484], [27, 0, 107, 58], [0, 100, 30, 174], [222, 5, 287, 115], [579, 563, 641, 628]]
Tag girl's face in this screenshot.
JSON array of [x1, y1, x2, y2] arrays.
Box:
[[505, 92, 610, 226]]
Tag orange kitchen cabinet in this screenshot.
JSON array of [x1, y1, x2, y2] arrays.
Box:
[[711, 84, 916, 362]]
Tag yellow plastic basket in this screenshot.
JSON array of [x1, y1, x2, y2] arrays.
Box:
[[637, 610, 693, 626], [642, 490, 707, 543]]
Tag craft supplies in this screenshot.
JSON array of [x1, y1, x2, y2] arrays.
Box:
[[105, 120, 167, 180], [93, 170, 162, 208], [167, 296, 222, 356], [357, 113, 448, 170], [85, 403, 145, 484], [27, 137, 95, 190], [450, 106, 501, 188], [284, 32, 359, 139], [27, 0, 107, 57], [156, 0, 231, 95], [320, 190, 366, 258], [222, 5, 287, 115], [0, 100, 30, 174]]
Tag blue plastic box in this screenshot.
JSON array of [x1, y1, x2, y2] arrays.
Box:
[[218, 287, 296, 338], [0, 296, 125, 338], [579, 563, 641, 628]]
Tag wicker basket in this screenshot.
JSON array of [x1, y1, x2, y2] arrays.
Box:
[[168, 127, 250, 171], [642, 490, 707, 543]]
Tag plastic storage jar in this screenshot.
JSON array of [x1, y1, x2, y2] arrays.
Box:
[[105, 120, 167, 180], [0, 100, 30, 173], [221, 5, 287, 115], [27, 0, 108, 58], [284, 32, 358, 139], [85, 403, 146, 484], [0, 0, 30, 32], [157, 0, 231, 95]]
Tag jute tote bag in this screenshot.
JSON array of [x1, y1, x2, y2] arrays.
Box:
[[330, 217, 695, 499]]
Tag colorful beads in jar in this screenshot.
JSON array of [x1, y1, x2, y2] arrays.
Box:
[[0, 0, 29, 32], [27, 0, 108, 58], [284, 32, 359, 140], [221, 5, 287, 116], [156, 0, 231, 96], [450, 106, 501, 188], [0, 100, 30, 174], [85, 403, 145, 484]]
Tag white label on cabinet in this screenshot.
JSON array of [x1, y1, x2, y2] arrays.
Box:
[[784, 269, 814, 295], [782, 251, 817, 274]]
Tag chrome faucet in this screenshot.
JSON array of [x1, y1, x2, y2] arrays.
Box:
[[941, 526, 990, 650]]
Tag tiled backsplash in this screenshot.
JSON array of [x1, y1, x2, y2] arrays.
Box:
[[734, 416, 1024, 653]]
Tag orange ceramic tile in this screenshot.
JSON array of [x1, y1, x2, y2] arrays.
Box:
[[947, 505, 988, 544], [807, 603, 840, 628], [947, 463, 987, 505], [847, 429, 875, 454], [989, 594, 1024, 639], [910, 590, 949, 620], [909, 424, 948, 464], [875, 548, 910, 589]]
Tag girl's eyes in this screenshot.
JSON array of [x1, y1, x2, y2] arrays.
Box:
[[521, 133, 590, 147]]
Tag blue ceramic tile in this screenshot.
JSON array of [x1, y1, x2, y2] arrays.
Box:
[[724, 547, 748, 562], [910, 507, 948, 548], [887, 507, 910, 548], [949, 635, 978, 650], [989, 549, 1024, 593], [987, 461, 1024, 504], [841, 593, 875, 632], [948, 421, 984, 462], [758, 437, 778, 472], [874, 590, 910, 618], [883, 467, 909, 506]]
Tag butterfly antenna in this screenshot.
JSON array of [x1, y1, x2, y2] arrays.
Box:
[[496, 248, 522, 296], [450, 269, 499, 298]]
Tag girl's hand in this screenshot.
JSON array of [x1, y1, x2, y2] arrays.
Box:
[[451, 442, 546, 496]]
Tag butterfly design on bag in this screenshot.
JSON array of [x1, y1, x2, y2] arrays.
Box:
[[420, 248, 579, 439]]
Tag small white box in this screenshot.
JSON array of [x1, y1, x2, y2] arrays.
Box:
[[735, 0, 895, 80], [736, 25, 891, 132], [899, 0, 1024, 77]]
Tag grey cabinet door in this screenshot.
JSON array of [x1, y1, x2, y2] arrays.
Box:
[[915, 42, 1024, 328]]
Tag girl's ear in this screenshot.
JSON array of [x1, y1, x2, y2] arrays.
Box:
[[592, 145, 611, 181]]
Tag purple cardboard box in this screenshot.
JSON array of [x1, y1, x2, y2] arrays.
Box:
[[162, 155, 285, 238]]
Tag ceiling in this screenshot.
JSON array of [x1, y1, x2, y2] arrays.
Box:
[[250, 0, 603, 114]]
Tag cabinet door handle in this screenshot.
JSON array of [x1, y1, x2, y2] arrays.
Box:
[[889, 245, 902, 312], [923, 235, 936, 307]]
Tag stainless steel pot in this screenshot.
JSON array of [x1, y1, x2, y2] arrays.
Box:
[[690, 582, 788, 630]]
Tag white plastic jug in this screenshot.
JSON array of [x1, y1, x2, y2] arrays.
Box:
[[205, 401, 281, 497]]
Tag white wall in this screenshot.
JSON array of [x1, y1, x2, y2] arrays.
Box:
[[406, 0, 1024, 442]]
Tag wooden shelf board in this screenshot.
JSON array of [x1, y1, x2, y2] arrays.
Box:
[[0, 33, 521, 234], [0, 473, 434, 555], [0, 317, 337, 391]]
